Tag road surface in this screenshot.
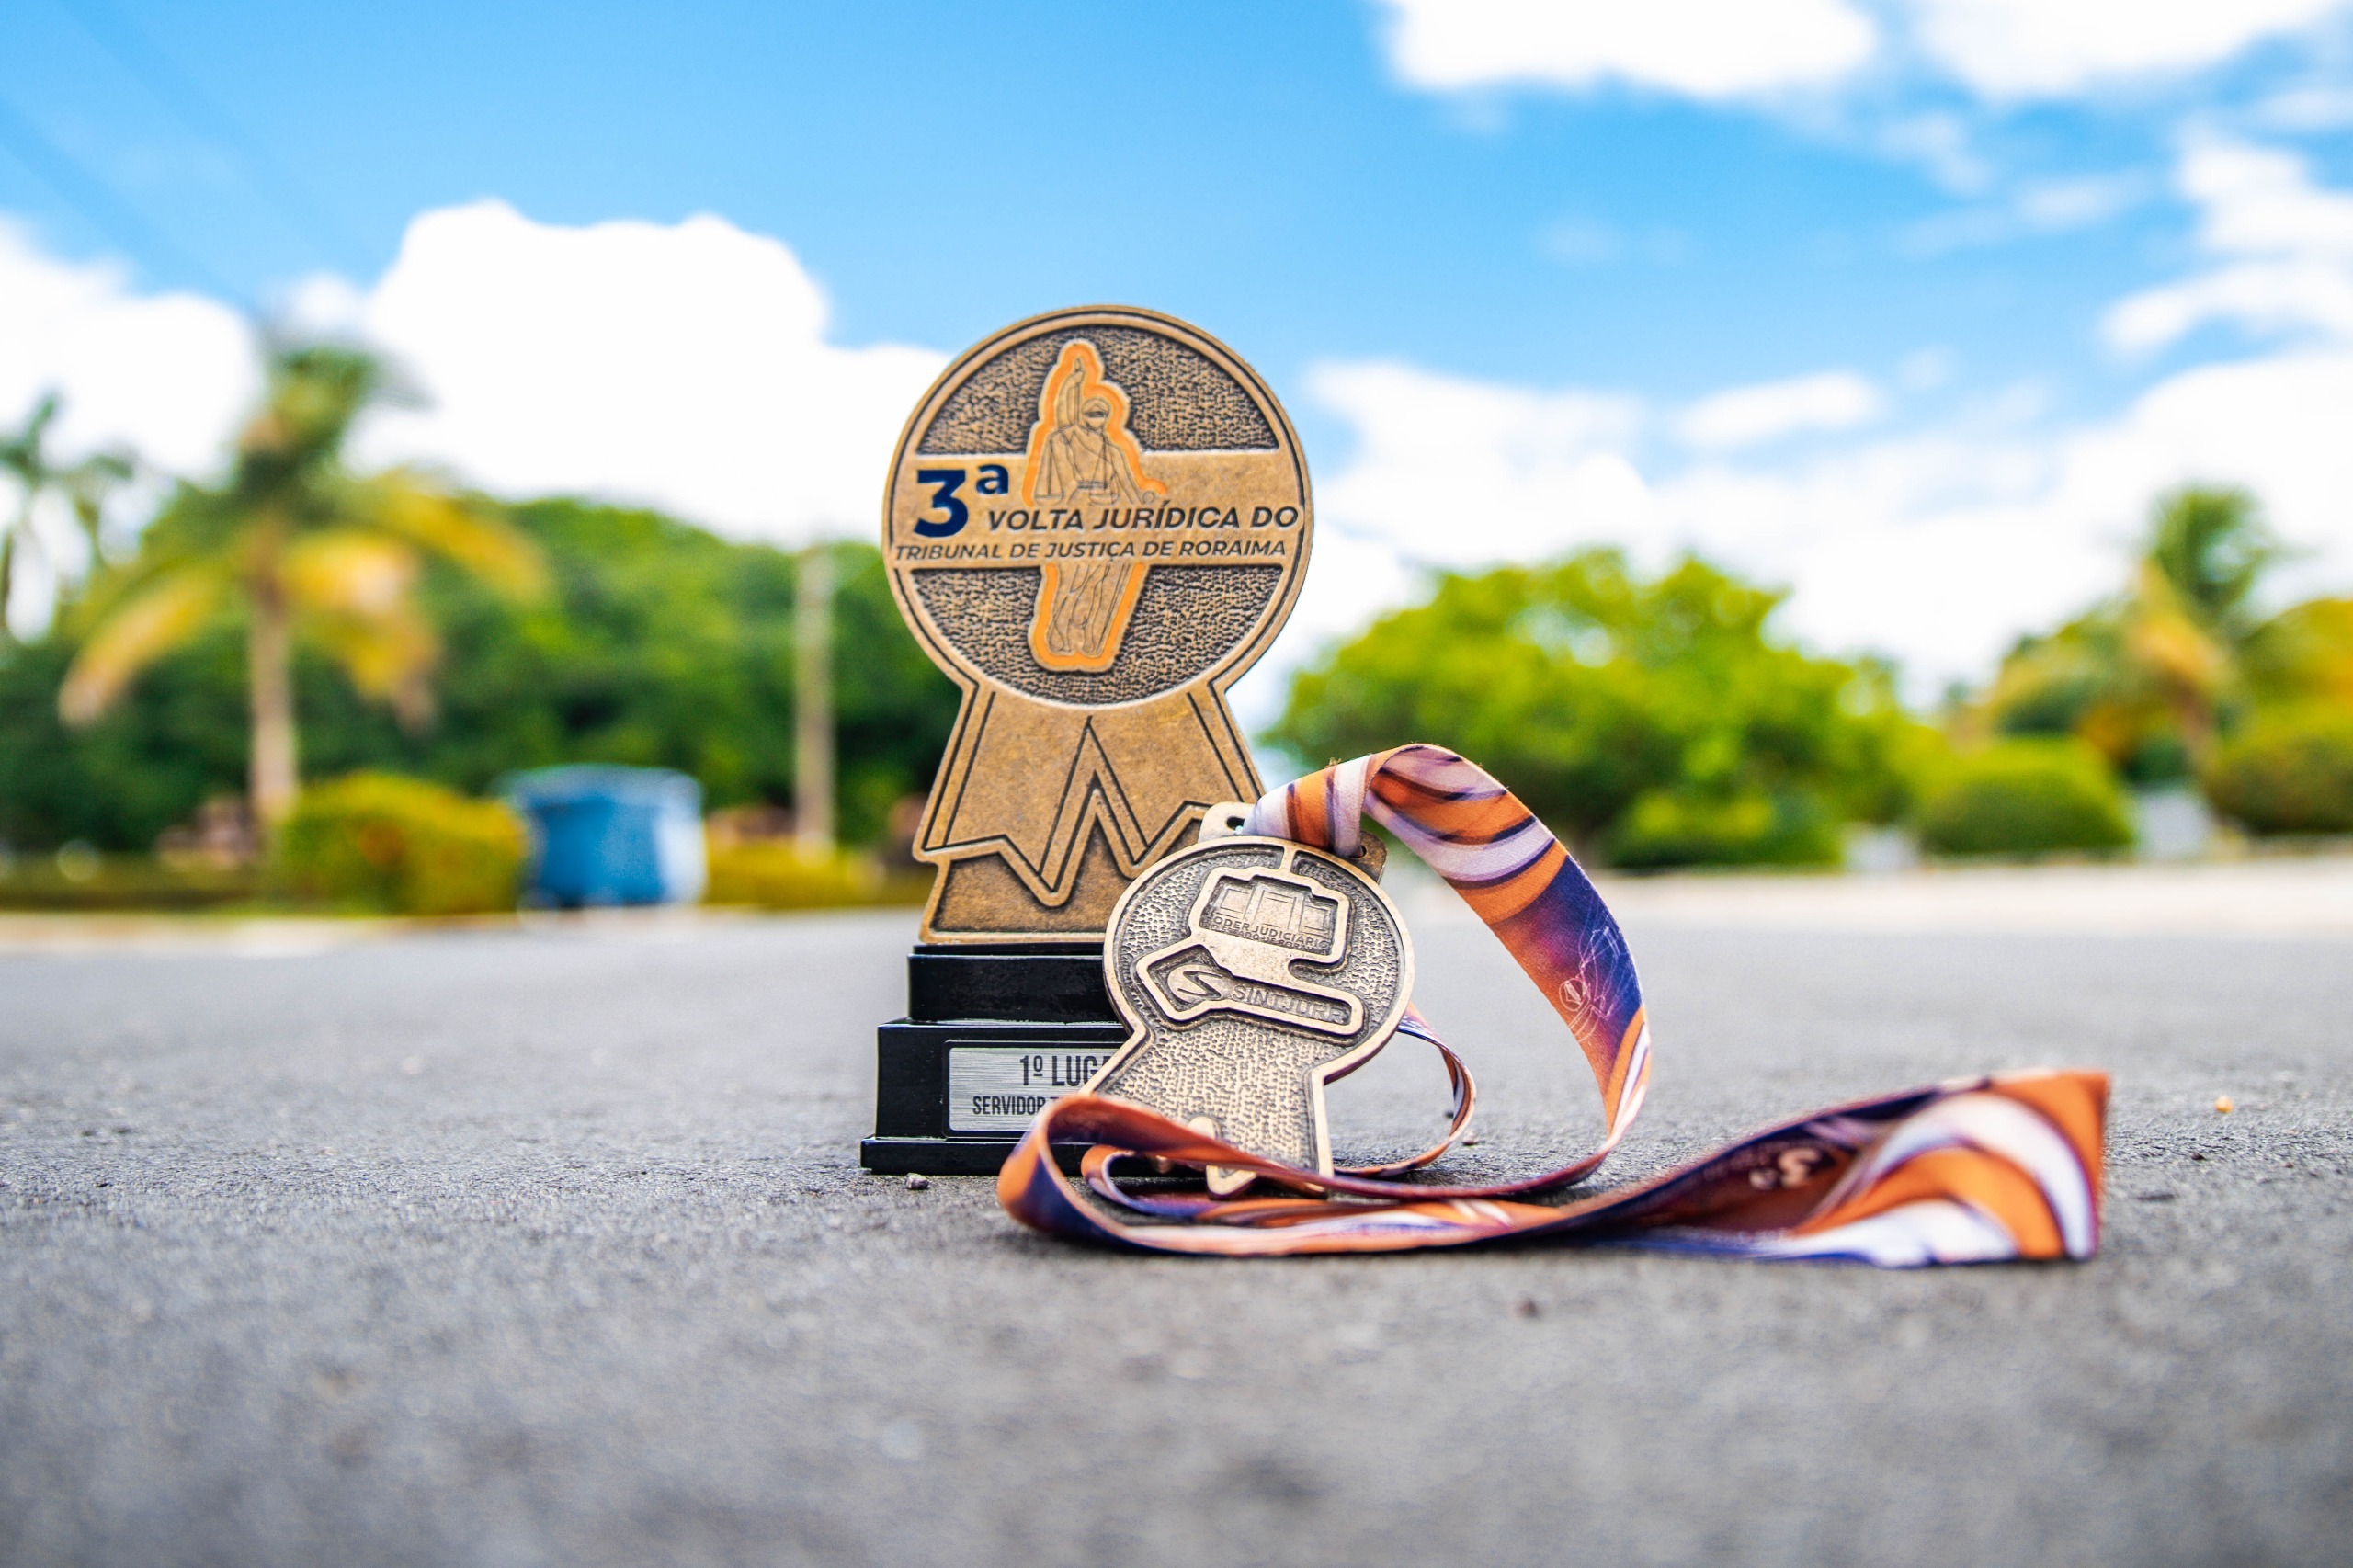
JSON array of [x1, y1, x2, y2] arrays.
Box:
[[2, 889, 2347, 1565]]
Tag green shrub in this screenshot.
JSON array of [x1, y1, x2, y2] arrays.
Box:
[[276, 773, 525, 915], [2204, 705, 2353, 835], [1607, 787, 1842, 869], [1916, 741, 2134, 858], [703, 841, 890, 909]]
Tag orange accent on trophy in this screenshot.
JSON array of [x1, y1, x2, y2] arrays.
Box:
[[1021, 342, 1167, 672]]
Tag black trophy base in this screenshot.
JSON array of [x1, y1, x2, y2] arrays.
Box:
[[860, 943, 1125, 1176]]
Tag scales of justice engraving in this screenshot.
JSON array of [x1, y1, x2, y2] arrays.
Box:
[[882, 307, 1313, 942], [1088, 835, 1414, 1190]]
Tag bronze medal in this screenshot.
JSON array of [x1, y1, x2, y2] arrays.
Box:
[[1087, 815, 1413, 1193]]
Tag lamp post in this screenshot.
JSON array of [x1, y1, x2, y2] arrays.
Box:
[[795, 542, 835, 855]]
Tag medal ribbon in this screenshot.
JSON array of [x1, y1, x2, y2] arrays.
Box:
[[997, 744, 2108, 1265]]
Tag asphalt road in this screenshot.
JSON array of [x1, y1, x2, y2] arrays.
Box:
[[1, 899, 2347, 1567]]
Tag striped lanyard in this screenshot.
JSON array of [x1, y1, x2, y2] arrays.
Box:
[[997, 744, 2107, 1264]]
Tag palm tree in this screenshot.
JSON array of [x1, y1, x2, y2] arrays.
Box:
[[1983, 486, 2279, 773], [2119, 487, 2279, 762], [59, 338, 544, 827], [0, 392, 135, 643], [2146, 486, 2278, 638]]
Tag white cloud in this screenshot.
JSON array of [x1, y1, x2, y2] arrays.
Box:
[[0, 219, 253, 479], [2055, 350, 2353, 549], [1370, 0, 2353, 106], [1303, 343, 2353, 690], [2106, 260, 2353, 348], [353, 200, 945, 543], [1904, 0, 2353, 98], [2018, 170, 2151, 229], [1900, 169, 2153, 256], [1677, 349, 2353, 665], [0, 201, 947, 562], [2255, 82, 2353, 131], [1307, 360, 1650, 566], [1301, 358, 2069, 676], [1876, 112, 1995, 194], [2178, 135, 2353, 257], [1371, 0, 1877, 99], [2105, 135, 2353, 348], [1677, 371, 1883, 449], [0, 221, 255, 631], [1299, 135, 2353, 692]]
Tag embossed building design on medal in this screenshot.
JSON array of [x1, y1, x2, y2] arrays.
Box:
[[864, 306, 1313, 1174], [1091, 829, 1413, 1194]]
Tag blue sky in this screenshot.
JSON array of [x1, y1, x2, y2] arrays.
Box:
[[6, 0, 2353, 701], [0, 2, 2272, 408]]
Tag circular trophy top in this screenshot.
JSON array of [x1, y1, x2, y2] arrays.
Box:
[[881, 306, 1312, 709]]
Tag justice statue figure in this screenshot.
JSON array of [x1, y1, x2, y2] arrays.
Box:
[[1023, 345, 1165, 669]]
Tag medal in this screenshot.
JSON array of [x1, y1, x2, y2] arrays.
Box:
[[1000, 745, 2109, 1267], [1089, 809, 1412, 1195]]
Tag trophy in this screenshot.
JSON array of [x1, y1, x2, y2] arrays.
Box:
[[861, 306, 1312, 1175]]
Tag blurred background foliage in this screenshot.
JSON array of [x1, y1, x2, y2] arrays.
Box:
[[1915, 740, 2135, 858], [5, 367, 2352, 897], [54, 342, 548, 827], [2205, 706, 2353, 837], [1263, 487, 2353, 869], [703, 837, 908, 911], [0, 501, 958, 854], [1966, 485, 2353, 845], [1976, 489, 2351, 778], [1268, 549, 1936, 869], [274, 771, 525, 915]]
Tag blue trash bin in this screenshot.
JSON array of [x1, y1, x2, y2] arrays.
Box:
[[502, 766, 707, 908]]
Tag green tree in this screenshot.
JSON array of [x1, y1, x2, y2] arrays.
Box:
[[2241, 597, 2353, 709], [2149, 484, 2279, 637], [1268, 549, 1928, 867], [0, 507, 959, 854], [0, 392, 134, 644], [1983, 485, 2283, 777], [369, 503, 955, 842], [57, 340, 542, 825]]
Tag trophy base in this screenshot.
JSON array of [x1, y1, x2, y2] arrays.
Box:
[[860, 944, 1126, 1177]]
